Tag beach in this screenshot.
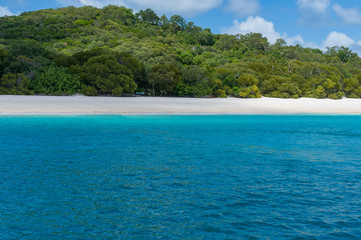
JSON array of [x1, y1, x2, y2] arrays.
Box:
[[1, 95, 361, 115]]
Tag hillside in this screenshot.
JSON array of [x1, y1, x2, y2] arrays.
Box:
[[1, 5, 361, 99]]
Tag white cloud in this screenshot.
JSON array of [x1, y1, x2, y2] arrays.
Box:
[[297, 0, 330, 12], [223, 18, 359, 54], [318, 32, 361, 56], [323, 31, 355, 48], [297, 0, 331, 26], [223, 16, 304, 45], [224, 16, 281, 44], [80, 0, 108, 8], [128, 0, 222, 16], [57, 0, 222, 16], [292, 31, 359, 53], [332, 4, 361, 24], [57, 0, 125, 8], [81, 0, 126, 8], [0, 6, 16, 17], [224, 0, 259, 17], [57, 0, 80, 7], [285, 34, 305, 46]]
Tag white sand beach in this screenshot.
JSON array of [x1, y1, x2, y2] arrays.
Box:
[[1, 95, 361, 115]]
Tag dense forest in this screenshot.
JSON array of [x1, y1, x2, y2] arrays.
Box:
[[1, 5, 361, 99]]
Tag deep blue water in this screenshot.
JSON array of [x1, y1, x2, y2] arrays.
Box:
[[1, 115, 361, 239]]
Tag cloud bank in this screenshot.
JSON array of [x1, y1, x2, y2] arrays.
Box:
[[57, 0, 125, 8], [332, 4, 361, 25], [224, 0, 259, 17], [223, 16, 304, 45], [297, 0, 331, 26], [57, 0, 222, 16], [323, 31, 355, 48], [0, 6, 16, 17], [297, 0, 330, 13], [130, 0, 222, 15], [223, 15, 361, 55]]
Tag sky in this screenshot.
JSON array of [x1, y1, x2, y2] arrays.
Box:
[[2, 0, 361, 53]]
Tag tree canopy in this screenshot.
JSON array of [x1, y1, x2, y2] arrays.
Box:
[[1, 5, 361, 99]]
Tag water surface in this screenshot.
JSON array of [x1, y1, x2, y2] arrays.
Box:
[[1, 115, 361, 239]]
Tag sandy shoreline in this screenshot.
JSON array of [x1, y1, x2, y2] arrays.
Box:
[[1, 95, 361, 115]]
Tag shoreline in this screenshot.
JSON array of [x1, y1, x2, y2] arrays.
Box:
[[1, 95, 361, 115]]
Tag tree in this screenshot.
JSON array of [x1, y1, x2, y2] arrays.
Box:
[[159, 14, 170, 28], [237, 74, 261, 98], [136, 8, 160, 25], [100, 5, 135, 25], [116, 52, 146, 87], [0, 48, 7, 75], [326, 46, 356, 64], [74, 6, 100, 21], [178, 51, 192, 65], [261, 76, 301, 98], [71, 49, 138, 95], [337, 47, 355, 64], [274, 38, 286, 48], [0, 73, 30, 94], [182, 65, 204, 85], [148, 64, 181, 96], [4, 39, 53, 74], [239, 33, 269, 51], [3, 5, 361, 99], [0, 48, 6, 64], [30, 65, 81, 95], [170, 15, 186, 32], [197, 28, 215, 46], [343, 77, 361, 97], [213, 89, 227, 98], [215, 34, 238, 50]]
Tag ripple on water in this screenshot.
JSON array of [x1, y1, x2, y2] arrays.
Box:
[[1, 115, 361, 239]]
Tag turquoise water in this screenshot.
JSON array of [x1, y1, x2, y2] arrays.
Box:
[[1, 115, 361, 239]]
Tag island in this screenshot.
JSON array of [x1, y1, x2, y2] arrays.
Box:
[[1, 6, 361, 100]]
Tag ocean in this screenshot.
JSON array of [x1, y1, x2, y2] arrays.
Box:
[[1, 115, 361, 239]]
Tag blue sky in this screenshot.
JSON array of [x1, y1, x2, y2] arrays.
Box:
[[2, 0, 361, 53]]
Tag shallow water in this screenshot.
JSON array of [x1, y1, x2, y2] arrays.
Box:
[[1, 115, 361, 239]]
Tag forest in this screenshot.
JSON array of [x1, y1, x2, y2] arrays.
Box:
[[1, 5, 361, 99]]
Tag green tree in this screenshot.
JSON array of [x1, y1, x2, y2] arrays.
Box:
[[213, 89, 227, 98], [136, 8, 160, 25], [239, 33, 269, 51], [159, 14, 170, 29], [148, 64, 181, 96], [215, 34, 238, 50], [0, 48, 6, 64], [237, 74, 261, 98], [0, 73, 30, 94], [197, 29, 215, 46], [182, 65, 205, 85], [116, 52, 146, 87], [261, 76, 301, 98], [326, 46, 356, 64], [100, 5, 135, 25], [343, 76, 361, 98], [177, 65, 213, 97], [71, 49, 139, 95], [30, 65, 81, 95], [3, 5, 361, 99], [170, 15, 186, 32]]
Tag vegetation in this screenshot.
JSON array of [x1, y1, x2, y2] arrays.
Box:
[[1, 5, 361, 99]]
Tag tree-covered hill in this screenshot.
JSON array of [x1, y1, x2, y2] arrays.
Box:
[[1, 5, 361, 99]]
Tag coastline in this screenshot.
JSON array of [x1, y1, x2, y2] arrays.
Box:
[[1, 95, 361, 115]]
